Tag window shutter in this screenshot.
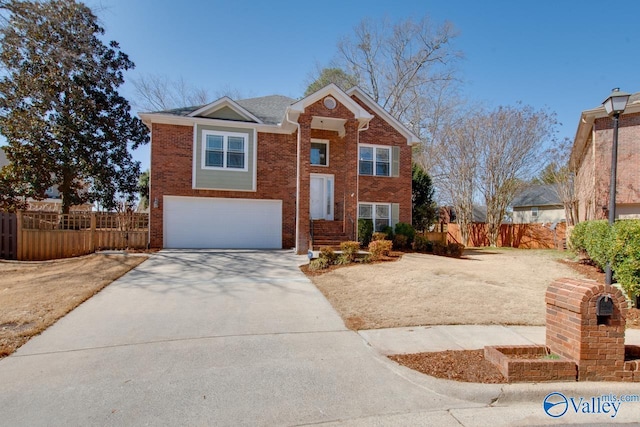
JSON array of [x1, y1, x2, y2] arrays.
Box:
[[391, 203, 400, 229], [392, 146, 400, 177]]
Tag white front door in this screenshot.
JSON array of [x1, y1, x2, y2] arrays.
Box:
[[310, 174, 334, 220]]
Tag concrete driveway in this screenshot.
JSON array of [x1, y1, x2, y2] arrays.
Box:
[[0, 250, 493, 426]]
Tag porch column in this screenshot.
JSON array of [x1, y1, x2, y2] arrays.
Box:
[[343, 119, 359, 240], [296, 115, 312, 254]]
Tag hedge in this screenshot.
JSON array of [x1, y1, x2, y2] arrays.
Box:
[[570, 219, 640, 299]]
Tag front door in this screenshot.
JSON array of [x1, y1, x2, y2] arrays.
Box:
[[310, 174, 334, 220]]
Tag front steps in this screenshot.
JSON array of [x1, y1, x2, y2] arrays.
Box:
[[311, 220, 350, 249]]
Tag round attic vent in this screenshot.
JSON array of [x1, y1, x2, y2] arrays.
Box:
[[323, 96, 337, 109]]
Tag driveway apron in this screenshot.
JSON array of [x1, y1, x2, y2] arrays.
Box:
[[0, 250, 485, 426]]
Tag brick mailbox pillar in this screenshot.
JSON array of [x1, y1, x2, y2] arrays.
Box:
[[546, 278, 628, 381]]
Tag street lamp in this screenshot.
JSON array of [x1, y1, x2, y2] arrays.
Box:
[[602, 88, 630, 285]]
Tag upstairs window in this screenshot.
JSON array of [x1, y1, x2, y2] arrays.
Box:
[[359, 145, 391, 176], [203, 131, 248, 171]]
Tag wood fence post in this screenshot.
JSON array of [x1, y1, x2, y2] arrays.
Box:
[[90, 212, 96, 253], [16, 210, 23, 261]]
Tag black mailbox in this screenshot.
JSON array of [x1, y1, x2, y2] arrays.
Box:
[[596, 295, 614, 316]]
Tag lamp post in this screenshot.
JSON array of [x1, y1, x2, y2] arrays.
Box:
[[602, 88, 630, 285]]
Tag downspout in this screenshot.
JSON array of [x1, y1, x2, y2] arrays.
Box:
[[355, 120, 370, 240], [285, 109, 301, 252]]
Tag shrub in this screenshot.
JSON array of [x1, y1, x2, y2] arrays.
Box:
[[358, 219, 373, 247], [412, 234, 433, 253], [583, 220, 612, 270], [433, 242, 446, 256], [335, 254, 352, 265], [309, 257, 329, 271], [381, 225, 395, 241], [368, 239, 393, 260], [395, 222, 415, 244], [319, 246, 337, 264], [340, 241, 361, 262], [569, 222, 588, 253], [372, 232, 388, 241], [611, 220, 640, 299], [447, 243, 465, 258], [393, 234, 408, 249]]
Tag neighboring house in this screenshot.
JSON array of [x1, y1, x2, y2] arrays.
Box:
[[440, 205, 487, 224], [511, 184, 565, 224], [570, 92, 640, 221], [139, 84, 419, 253]]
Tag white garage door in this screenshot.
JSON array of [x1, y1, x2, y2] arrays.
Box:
[[164, 196, 282, 249]]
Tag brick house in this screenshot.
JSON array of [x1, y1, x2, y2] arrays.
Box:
[[570, 92, 640, 222], [139, 84, 419, 253]]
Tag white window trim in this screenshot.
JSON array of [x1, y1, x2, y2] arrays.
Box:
[[358, 143, 391, 177], [201, 129, 249, 172], [531, 207, 539, 217], [310, 138, 330, 167], [358, 202, 391, 230]]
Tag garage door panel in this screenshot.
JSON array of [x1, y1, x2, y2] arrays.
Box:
[[164, 196, 282, 249]]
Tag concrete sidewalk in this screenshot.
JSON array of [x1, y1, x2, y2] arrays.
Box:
[[359, 324, 640, 355]]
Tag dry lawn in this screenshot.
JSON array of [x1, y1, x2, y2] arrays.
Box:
[[309, 248, 588, 329], [0, 253, 147, 357]]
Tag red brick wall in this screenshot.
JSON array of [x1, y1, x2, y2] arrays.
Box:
[[545, 278, 632, 381], [484, 345, 577, 383], [149, 124, 297, 248], [581, 112, 640, 219], [352, 96, 413, 225]]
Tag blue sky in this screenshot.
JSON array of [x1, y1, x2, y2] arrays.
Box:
[[10, 0, 640, 173]]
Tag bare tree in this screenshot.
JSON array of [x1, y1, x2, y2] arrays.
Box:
[[438, 111, 481, 246], [337, 15, 462, 172], [539, 138, 579, 226], [132, 74, 211, 111], [478, 105, 557, 246]]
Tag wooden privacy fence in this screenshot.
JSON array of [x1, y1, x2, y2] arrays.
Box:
[[418, 231, 448, 245], [0, 212, 18, 260], [15, 211, 149, 261], [447, 222, 567, 249]]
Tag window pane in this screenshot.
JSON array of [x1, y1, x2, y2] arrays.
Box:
[[206, 151, 223, 167], [359, 146, 373, 161], [228, 136, 244, 152], [375, 147, 390, 176], [376, 204, 390, 219], [376, 162, 389, 176], [359, 204, 372, 219], [227, 152, 245, 169], [311, 142, 327, 165], [375, 219, 388, 232], [359, 160, 373, 175], [206, 135, 223, 150], [376, 148, 389, 162]]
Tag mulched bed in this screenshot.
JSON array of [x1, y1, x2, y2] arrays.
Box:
[[300, 251, 403, 276], [389, 350, 507, 384]]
